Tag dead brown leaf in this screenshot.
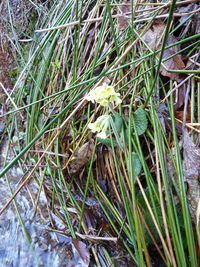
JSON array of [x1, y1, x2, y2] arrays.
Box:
[[183, 130, 200, 223], [192, 13, 200, 34], [142, 21, 185, 82], [68, 239, 90, 267], [173, 83, 187, 111], [142, 21, 165, 50], [117, 2, 131, 32], [160, 36, 185, 82], [68, 141, 94, 174], [178, 3, 199, 26], [175, 104, 191, 122]]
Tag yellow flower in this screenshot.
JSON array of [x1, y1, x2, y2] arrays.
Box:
[[85, 83, 122, 106], [88, 115, 110, 139]]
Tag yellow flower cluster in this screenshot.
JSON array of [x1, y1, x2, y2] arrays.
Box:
[[88, 115, 110, 139], [85, 83, 122, 106]]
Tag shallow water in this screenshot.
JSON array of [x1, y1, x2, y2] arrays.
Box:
[[0, 138, 83, 267]]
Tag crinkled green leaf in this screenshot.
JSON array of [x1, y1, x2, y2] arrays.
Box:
[[124, 128, 129, 146], [110, 117, 124, 151], [112, 112, 123, 134], [97, 137, 117, 147], [132, 152, 142, 177], [132, 107, 148, 135]]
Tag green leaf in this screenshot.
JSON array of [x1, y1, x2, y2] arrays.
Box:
[[97, 137, 117, 147], [132, 152, 142, 177], [132, 107, 148, 135], [112, 112, 123, 134], [110, 117, 124, 151]]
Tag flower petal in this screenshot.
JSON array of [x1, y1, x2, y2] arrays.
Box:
[[97, 131, 107, 139], [88, 115, 110, 137], [85, 83, 121, 106]]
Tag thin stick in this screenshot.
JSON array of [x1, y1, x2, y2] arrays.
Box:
[[35, 7, 200, 33], [100, 0, 200, 6], [155, 142, 177, 267], [161, 74, 194, 103], [137, 178, 172, 264], [0, 82, 22, 119], [0, 98, 86, 215]]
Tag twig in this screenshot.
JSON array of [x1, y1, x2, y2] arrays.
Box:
[[136, 178, 172, 264], [35, 7, 200, 33], [76, 232, 118, 242], [0, 82, 23, 119], [161, 74, 194, 103], [0, 98, 87, 215], [155, 142, 177, 267], [100, 0, 200, 7]]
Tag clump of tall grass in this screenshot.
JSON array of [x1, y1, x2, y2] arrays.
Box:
[[1, 0, 200, 265]]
